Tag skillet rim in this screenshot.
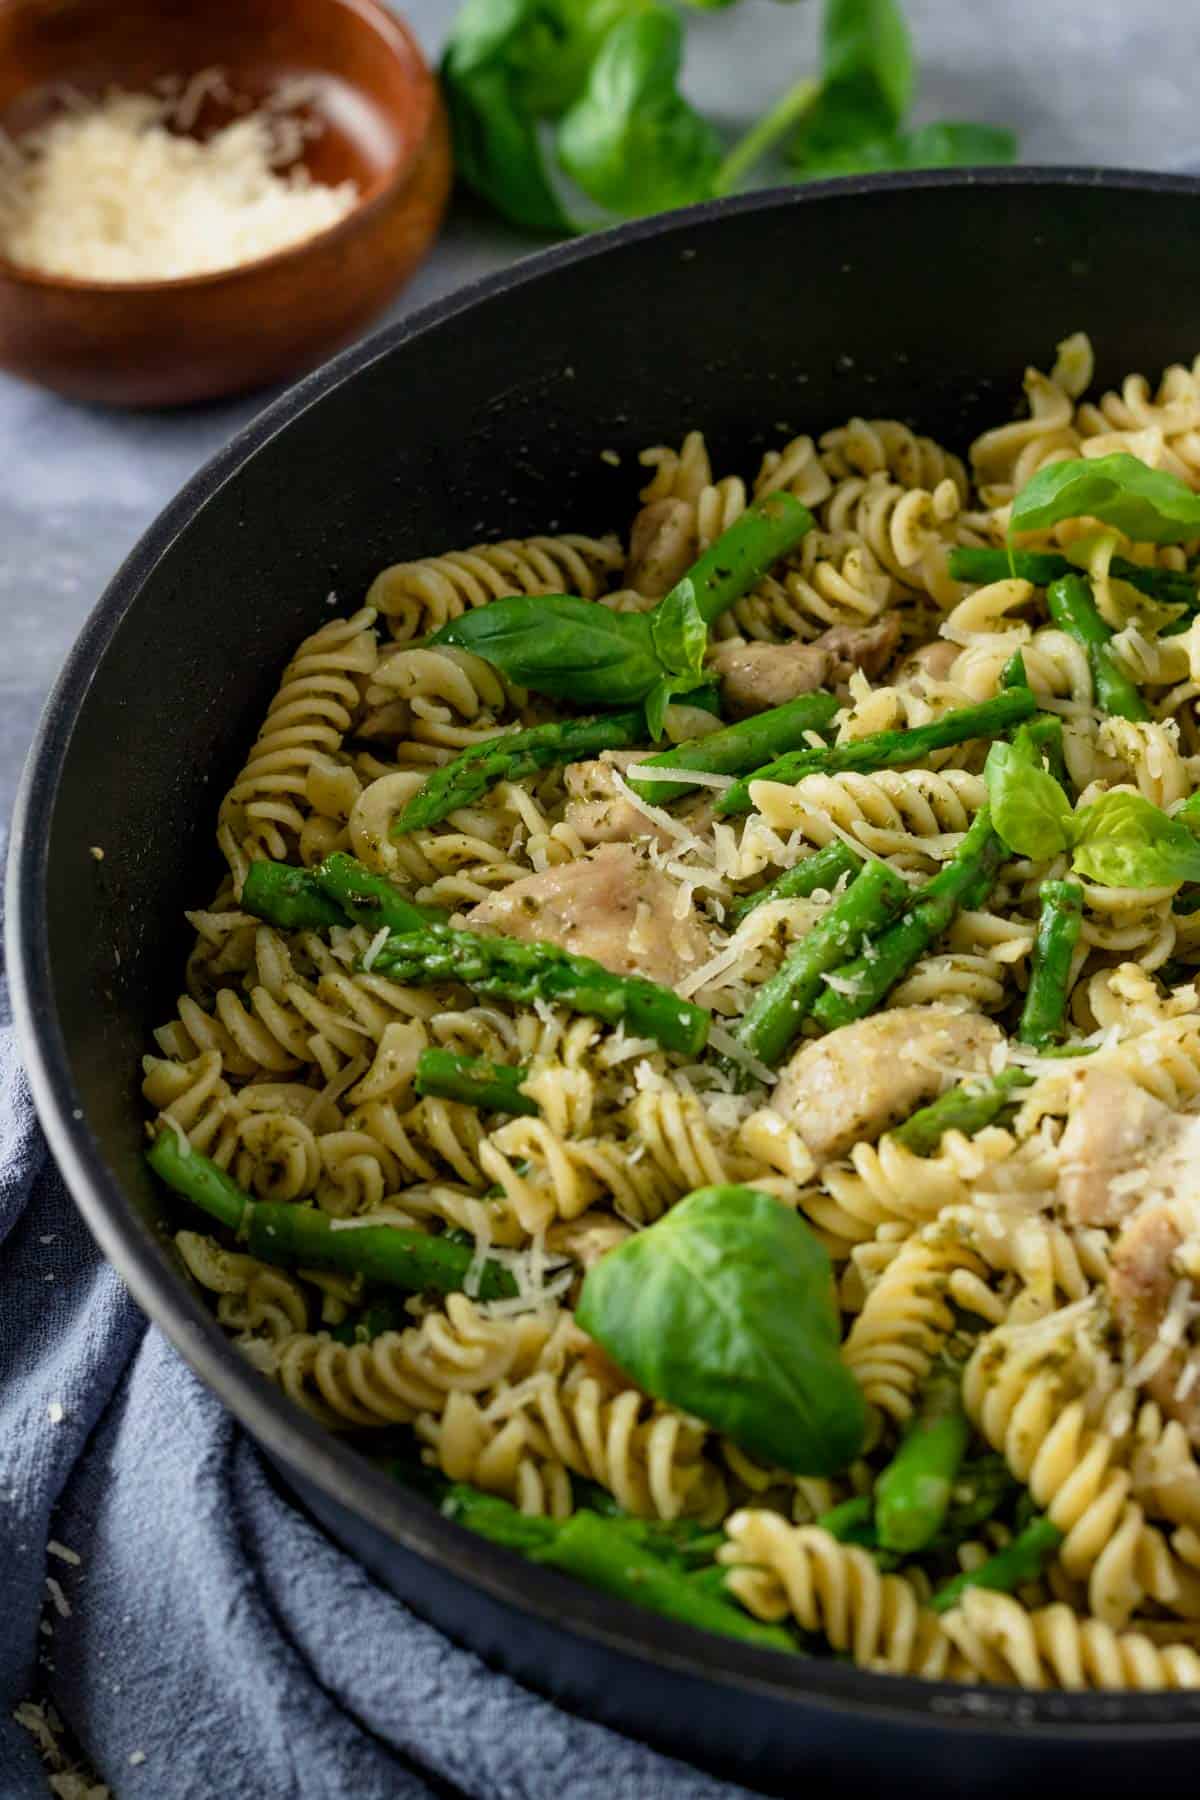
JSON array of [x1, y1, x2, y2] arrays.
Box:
[[11, 167, 1200, 1738]]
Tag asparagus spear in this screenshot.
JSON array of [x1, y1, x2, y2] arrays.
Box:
[[940, 1456, 1019, 1540], [728, 842, 863, 926], [241, 861, 346, 931], [329, 1296, 413, 1345], [368, 924, 710, 1056], [736, 861, 910, 1067], [681, 491, 815, 628], [816, 1495, 875, 1547], [392, 708, 649, 837], [414, 1048, 538, 1116], [147, 1131, 518, 1299], [949, 545, 1198, 609], [874, 1361, 970, 1554], [997, 648, 1029, 691], [242, 853, 447, 935], [890, 1069, 1034, 1155], [810, 808, 1006, 1031], [716, 691, 1038, 817], [1046, 573, 1150, 721], [1018, 879, 1084, 1047], [628, 691, 839, 807], [537, 1511, 796, 1650], [931, 1516, 1065, 1614], [443, 1488, 794, 1649]]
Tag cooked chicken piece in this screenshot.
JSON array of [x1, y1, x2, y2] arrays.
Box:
[[817, 614, 903, 683], [707, 640, 830, 719], [707, 615, 902, 718], [547, 1210, 633, 1271], [1058, 1067, 1174, 1227], [771, 1006, 1003, 1160], [626, 499, 698, 599], [1111, 1193, 1200, 1444], [563, 753, 712, 847], [466, 844, 709, 985], [896, 639, 960, 685]]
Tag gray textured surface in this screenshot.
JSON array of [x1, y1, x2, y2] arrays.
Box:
[[4, 0, 1200, 827]]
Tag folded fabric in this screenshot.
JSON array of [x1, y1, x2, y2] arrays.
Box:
[[0, 882, 757, 1800]]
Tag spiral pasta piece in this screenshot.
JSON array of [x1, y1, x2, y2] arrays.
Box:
[[842, 1237, 988, 1421], [367, 535, 624, 642], [719, 1515, 957, 1676], [943, 1591, 1200, 1689], [751, 767, 986, 871]]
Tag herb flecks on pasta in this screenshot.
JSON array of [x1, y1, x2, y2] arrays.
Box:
[[147, 332, 1200, 1691]]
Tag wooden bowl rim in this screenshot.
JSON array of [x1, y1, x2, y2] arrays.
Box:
[[0, 0, 440, 295]]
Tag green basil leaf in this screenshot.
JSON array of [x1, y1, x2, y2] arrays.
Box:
[[650, 580, 707, 680], [795, 120, 1016, 179], [576, 1185, 867, 1475], [1010, 453, 1200, 548], [984, 732, 1075, 861], [556, 10, 722, 218], [790, 0, 913, 165], [511, 0, 658, 117], [1072, 791, 1200, 889], [441, 54, 570, 233], [430, 595, 665, 704]]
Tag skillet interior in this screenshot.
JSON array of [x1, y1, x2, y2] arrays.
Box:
[[12, 172, 1200, 1794]]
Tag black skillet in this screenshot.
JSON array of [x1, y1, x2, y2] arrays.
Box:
[[10, 172, 1200, 1798]]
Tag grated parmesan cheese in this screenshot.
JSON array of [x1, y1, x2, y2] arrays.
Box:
[[0, 75, 358, 282], [361, 926, 390, 972]]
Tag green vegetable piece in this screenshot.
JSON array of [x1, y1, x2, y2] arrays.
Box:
[[146, 1132, 517, 1299], [890, 1068, 1034, 1156], [241, 861, 346, 931], [432, 602, 667, 708], [428, 494, 812, 732], [241, 854, 447, 935], [810, 807, 1005, 1030], [1018, 880, 1084, 1047], [940, 1455, 1019, 1541], [369, 923, 710, 1055], [675, 492, 815, 629], [391, 706, 649, 835], [1046, 573, 1150, 722], [536, 1510, 796, 1650], [313, 853, 449, 930], [577, 1185, 867, 1474], [949, 545, 1198, 610], [984, 727, 1075, 860], [1072, 789, 1200, 890], [874, 1361, 969, 1553], [997, 649, 1029, 691], [792, 119, 1015, 178], [556, 10, 722, 218], [736, 860, 910, 1067], [713, 76, 821, 196], [628, 691, 838, 807], [328, 1296, 414, 1346], [716, 690, 1037, 816], [440, 0, 571, 233], [443, 1484, 562, 1552], [1010, 452, 1200, 548], [817, 1495, 875, 1546], [791, 0, 913, 165], [932, 1516, 1065, 1614], [414, 1048, 537, 1115], [728, 842, 863, 926]]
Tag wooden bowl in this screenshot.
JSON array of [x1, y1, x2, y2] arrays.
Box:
[[0, 0, 452, 406]]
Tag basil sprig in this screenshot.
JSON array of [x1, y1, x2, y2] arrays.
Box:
[[430, 492, 813, 737], [441, 0, 1016, 235], [576, 1185, 867, 1475], [1009, 452, 1200, 548], [986, 736, 1200, 890]]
